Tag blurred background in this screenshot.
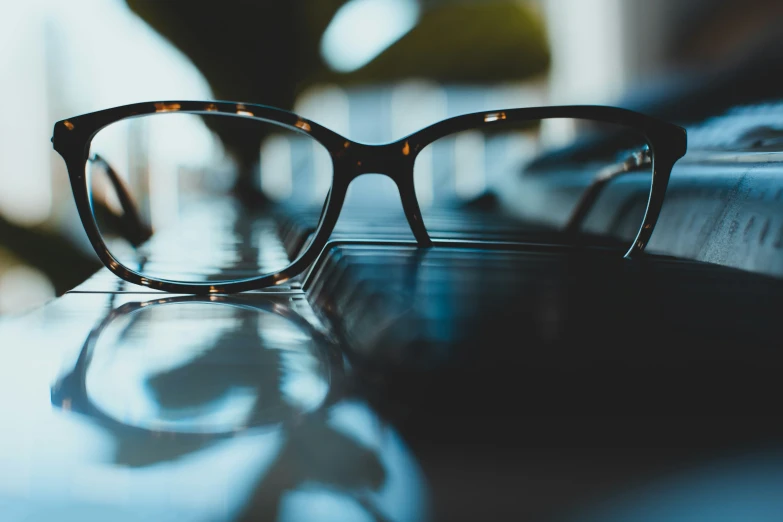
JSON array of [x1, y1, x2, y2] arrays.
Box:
[[2, 0, 783, 314]]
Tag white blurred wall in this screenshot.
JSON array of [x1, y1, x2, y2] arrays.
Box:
[[543, 0, 681, 105], [0, 0, 212, 314], [0, 0, 212, 229]]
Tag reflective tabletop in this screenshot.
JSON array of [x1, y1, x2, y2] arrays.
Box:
[[2, 204, 783, 521]]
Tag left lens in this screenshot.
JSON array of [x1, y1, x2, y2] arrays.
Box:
[[88, 112, 332, 285]]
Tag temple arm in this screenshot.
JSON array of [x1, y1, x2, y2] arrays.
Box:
[[89, 154, 153, 247], [565, 147, 652, 233]]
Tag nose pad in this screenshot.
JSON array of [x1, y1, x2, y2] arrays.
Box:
[[340, 145, 432, 246], [395, 176, 432, 247]]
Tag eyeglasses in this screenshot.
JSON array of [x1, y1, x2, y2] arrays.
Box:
[[52, 101, 687, 294]]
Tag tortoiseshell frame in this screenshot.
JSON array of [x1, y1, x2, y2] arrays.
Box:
[[52, 101, 687, 294]]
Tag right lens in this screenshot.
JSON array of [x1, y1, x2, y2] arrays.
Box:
[[414, 117, 653, 249], [87, 112, 332, 284]]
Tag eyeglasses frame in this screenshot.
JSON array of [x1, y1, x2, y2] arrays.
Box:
[[52, 100, 687, 294]]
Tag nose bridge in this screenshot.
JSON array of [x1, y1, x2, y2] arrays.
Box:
[[333, 139, 432, 246], [341, 141, 413, 183]]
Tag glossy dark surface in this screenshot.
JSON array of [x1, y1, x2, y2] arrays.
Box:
[[3, 220, 783, 519], [0, 292, 428, 521]]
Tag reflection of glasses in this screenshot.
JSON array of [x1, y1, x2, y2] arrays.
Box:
[[52, 295, 342, 437], [52, 101, 686, 294]]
